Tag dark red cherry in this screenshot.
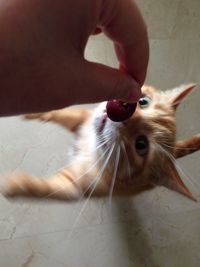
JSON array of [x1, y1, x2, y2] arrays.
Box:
[[106, 100, 137, 122]]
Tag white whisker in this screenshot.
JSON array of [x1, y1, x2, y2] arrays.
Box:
[[121, 141, 131, 182], [108, 144, 120, 208], [155, 143, 199, 191], [51, 136, 111, 176], [67, 142, 116, 240], [44, 142, 112, 199], [80, 144, 115, 198]]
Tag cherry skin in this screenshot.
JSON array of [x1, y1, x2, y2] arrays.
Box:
[[106, 100, 137, 122]]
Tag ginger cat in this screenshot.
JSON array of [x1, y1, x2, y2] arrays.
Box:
[[1, 84, 200, 202]]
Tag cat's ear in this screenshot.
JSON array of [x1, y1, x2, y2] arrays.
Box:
[[165, 84, 196, 109], [155, 160, 196, 201]]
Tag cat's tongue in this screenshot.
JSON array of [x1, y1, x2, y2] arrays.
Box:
[[106, 100, 137, 122]]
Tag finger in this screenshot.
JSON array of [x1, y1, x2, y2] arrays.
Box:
[[74, 59, 141, 104], [99, 0, 149, 86]]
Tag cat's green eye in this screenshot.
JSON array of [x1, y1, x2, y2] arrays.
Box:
[[138, 96, 151, 109]]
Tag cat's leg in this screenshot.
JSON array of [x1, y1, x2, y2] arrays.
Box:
[[0, 170, 83, 200], [0, 169, 108, 200], [174, 134, 200, 158], [24, 108, 92, 132]]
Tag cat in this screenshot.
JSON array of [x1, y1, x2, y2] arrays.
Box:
[[1, 84, 200, 202]]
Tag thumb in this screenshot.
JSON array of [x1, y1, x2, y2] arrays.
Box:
[[79, 60, 141, 104]]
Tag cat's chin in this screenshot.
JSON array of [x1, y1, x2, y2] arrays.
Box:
[[92, 102, 107, 132], [99, 112, 108, 133]]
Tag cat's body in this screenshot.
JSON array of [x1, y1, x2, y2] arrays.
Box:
[[1, 84, 200, 201]]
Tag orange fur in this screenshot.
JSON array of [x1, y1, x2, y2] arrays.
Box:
[[175, 134, 200, 159], [1, 84, 199, 202], [25, 107, 92, 131]]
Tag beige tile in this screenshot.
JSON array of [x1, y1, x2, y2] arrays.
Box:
[[147, 40, 200, 89], [136, 0, 200, 40], [86, 35, 118, 68]]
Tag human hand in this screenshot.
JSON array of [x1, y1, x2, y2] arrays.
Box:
[[0, 0, 149, 116]]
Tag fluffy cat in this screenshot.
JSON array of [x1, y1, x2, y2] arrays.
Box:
[[1, 84, 200, 201]]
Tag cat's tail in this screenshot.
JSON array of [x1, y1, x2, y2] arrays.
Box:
[[0, 171, 82, 200]]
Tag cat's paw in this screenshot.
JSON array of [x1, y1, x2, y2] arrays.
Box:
[[24, 112, 53, 122], [0, 172, 27, 197], [0, 173, 14, 196], [0, 174, 8, 196]]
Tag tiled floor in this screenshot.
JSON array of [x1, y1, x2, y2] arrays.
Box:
[[0, 1, 200, 266]]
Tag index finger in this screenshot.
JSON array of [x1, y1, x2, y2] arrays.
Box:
[[99, 0, 149, 86]]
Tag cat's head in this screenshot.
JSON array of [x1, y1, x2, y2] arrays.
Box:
[[92, 84, 196, 200]]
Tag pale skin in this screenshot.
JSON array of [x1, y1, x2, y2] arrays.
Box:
[[0, 0, 149, 116]]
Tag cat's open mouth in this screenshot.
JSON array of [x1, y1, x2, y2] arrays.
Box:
[[99, 111, 107, 132]]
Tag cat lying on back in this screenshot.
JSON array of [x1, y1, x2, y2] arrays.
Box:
[[1, 84, 199, 201]]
